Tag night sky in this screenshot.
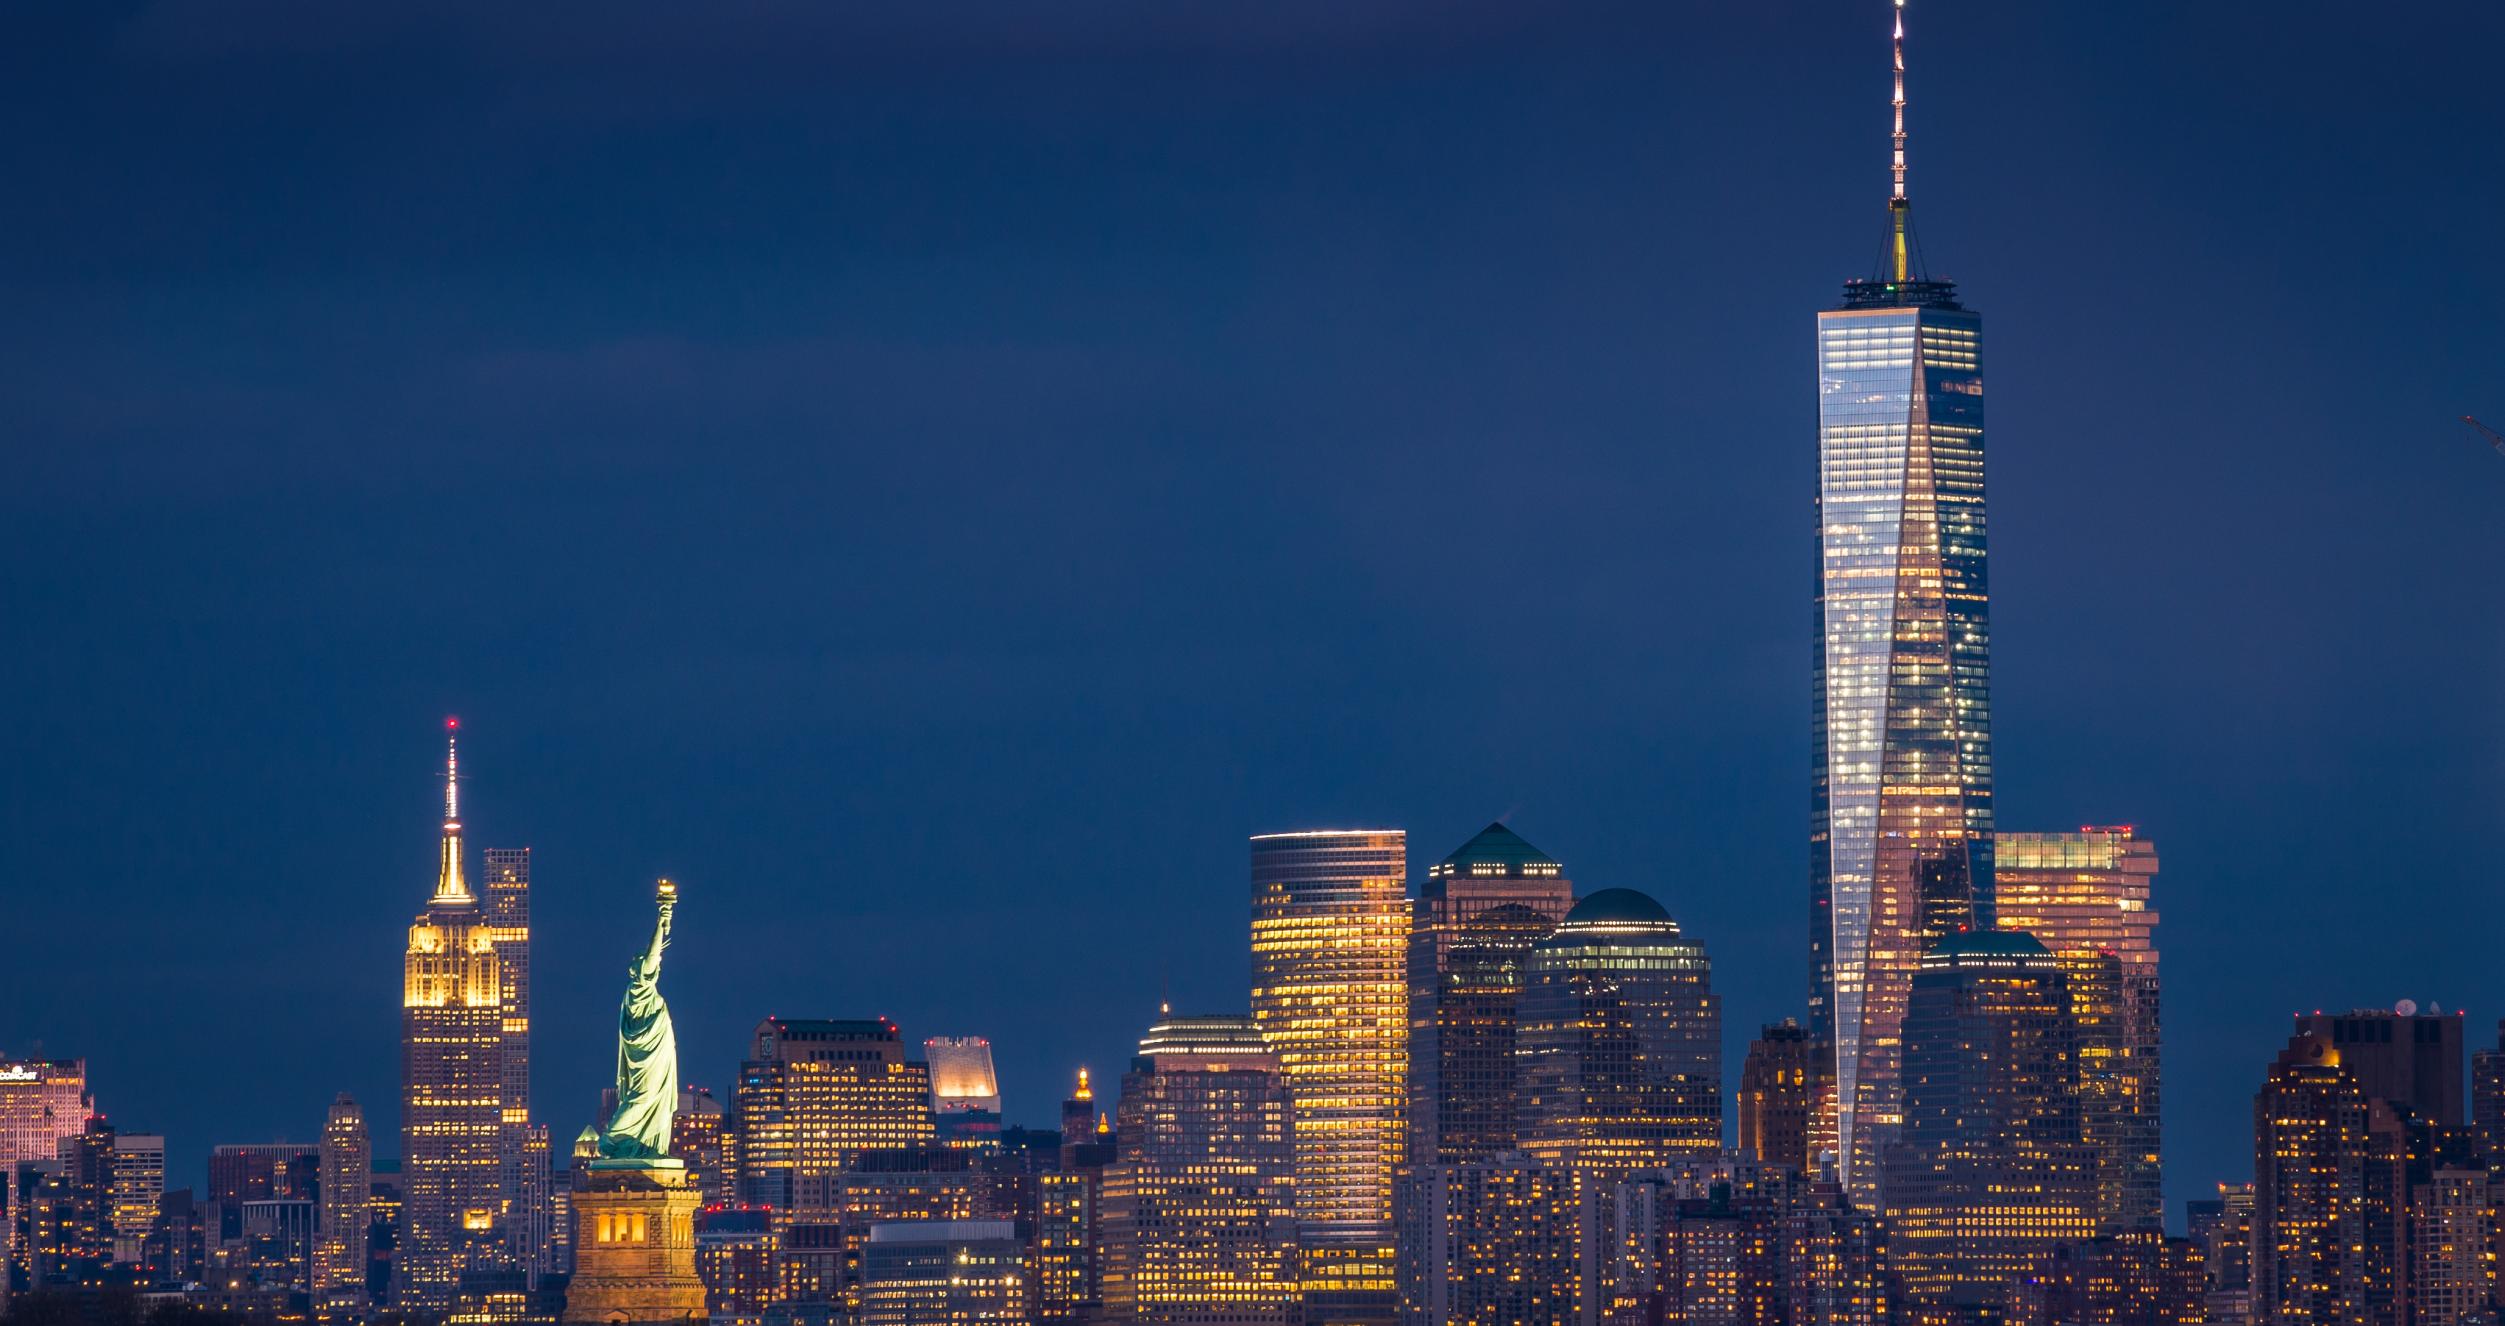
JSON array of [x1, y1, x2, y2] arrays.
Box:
[[5, 3, 2501, 1225]]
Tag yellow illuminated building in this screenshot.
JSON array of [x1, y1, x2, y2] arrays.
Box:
[[1100, 1014, 1298, 1325], [729, 1018, 936, 1216], [1249, 829, 1406, 1318], [401, 728, 518, 1310]]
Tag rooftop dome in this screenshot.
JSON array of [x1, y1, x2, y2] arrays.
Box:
[[1561, 887, 1672, 927]]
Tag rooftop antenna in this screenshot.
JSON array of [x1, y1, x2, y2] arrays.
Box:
[[1889, 0, 1912, 284]]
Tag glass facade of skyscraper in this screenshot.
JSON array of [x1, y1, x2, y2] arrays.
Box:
[[1810, 285, 1991, 1199]]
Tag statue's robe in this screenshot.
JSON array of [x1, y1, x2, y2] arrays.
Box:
[[599, 966, 677, 1159]]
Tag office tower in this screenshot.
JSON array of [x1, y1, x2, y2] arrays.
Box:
[[2408, 1167, 2494, 1326], [1994, 828, 2162, 1233], [922, 1037, 1003, 1151], [2002, 1232, 2204, 1325], [480, 844, 535, 1278], [856, 1220, 1029, 1325], [0, 1059, 90, 1171], [1035, 1169, 1100, 1324], [1058, 1068, 1096, 1165], [1809, 0, 1994, 1202], [13, 1157, 100, 1294], [1736, 1020, 1823, 1172], [1884, 930, 2093, 1316], [151, 1188, 209, 1289], [1782, 1185, 1891, 1326], [241, 1198, 318, 1295], [2473, 1020, 2505, 1171], [1516, 889, 1722, 1173], [208, 1144, 320, 1241], [2189, 1182, 2254, 1326], [401, 729, 513, 1309], [672, 1086, 729, 1207], [1248, 829, 1406, 1322], [693, 1205, 777, 1326], [1408, 823, 1573, 1170], [2294, 1006, 2466, 1128], [2253, 1033, 2409, 1326], [55, 1117, 135, 1280], [1098, 1013, 1297, 1325], [729, 1018, 936, 1213], [1395, 1156, 1588, 1326], [317, 1094, 372, 1312]]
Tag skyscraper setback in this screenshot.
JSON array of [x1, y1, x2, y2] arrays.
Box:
[[1809, 0, 1993, 1199]]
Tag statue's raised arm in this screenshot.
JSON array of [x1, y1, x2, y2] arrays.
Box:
[[597, 880, 682, 1162]]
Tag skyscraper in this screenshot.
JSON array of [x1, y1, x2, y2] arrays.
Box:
[[400, 727, 512, 1309], [0, 1059, 90, 1172], [856, 1220, 1030, 1325], [1994, 827, 2162, 1232], [1248, 829, 1406, 1321], [728, 1018, 936, 1213], [1515, 888, 1722, 1174], [2406, 1167, 2494, 1326], [1736, 1019, 1824, 1173], [480, 845, 538, 1274], [2252, 1033, 2408, 1326], [1394, 1157, 1589, 1326], [2293, 1006, 2466, 1129], [1406, 823, 1573, 1169], [1810, 0, 1993, 1200], [316, 1094, 372, 1313], [1098, 1013, 1298, 1326], [923, 1036, 1004, 1150], [1883, 930, 2093, 1316]]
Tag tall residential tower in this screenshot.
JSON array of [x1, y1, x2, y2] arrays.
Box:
[[1810, 0, 1993, 1198]]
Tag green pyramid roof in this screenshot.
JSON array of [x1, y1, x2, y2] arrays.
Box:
[[1433, 821, 1560, 878]]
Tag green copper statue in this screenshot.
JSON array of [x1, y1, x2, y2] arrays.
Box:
[[597, 879, 680, 1162]]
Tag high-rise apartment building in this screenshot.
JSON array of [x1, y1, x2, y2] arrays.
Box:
[[2253, 1033, 2408, 1326], [1099, 1013, 1298, 1326], [729, 1018, 935, 1213], [479, 845, 538, 1276], [400, 728, 514, 1309], [1736, 1020, 1824, 1173], [1782, 1184, 1891, 1326], [1395, 1156, 1588, 1326], [923, 1037, 1004, 1150], [1249, 829, 1407, 1321], [1884, 929, 2094, 1316], [0, 1060, 90, 1172], [2002, 1232, 2205, 1326], [2407, 1167, 2494, 1326], [1516, 889, 1722, 1174], [2189, 1182, 2254, 1326], [2472, 1020, 2505, 1171], [316, 1094, 371, 1313], [1407, 823, 1572, 1169], [1994, 827, 2162, 1233], [1809, 0, 1994, 1200], [672, 1086, 729, 1207]]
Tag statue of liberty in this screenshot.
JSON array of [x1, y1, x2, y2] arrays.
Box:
[[597, 879, 680, 1162]]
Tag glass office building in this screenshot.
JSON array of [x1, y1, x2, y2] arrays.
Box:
[[1810, 271, 1991, 1200]]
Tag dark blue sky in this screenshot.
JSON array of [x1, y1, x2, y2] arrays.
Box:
[[4, 3, 2500, 1223]]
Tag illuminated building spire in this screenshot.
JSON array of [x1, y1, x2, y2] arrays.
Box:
[[1889, 0, 1912, 283], [1074, 1067, 1092, 1103], [434, 718, 471, 903]]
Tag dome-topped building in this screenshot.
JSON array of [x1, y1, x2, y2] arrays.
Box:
[[1517, 885, 1722, 1172]]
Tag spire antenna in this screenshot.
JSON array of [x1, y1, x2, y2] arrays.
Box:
[[434, 718, 471, 903], [1889, 0, 1911, 283]]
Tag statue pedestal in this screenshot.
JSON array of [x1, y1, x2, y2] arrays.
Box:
[[564, 1162, 706, 1325]]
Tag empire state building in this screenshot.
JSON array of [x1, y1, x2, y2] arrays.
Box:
[[1809, 0, 1994, 1201]]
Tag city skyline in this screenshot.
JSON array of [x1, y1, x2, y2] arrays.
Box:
[[6, 0, 2503, 1249]]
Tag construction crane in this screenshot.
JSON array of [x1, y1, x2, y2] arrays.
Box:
[[2469, 416, 2505, 458]]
